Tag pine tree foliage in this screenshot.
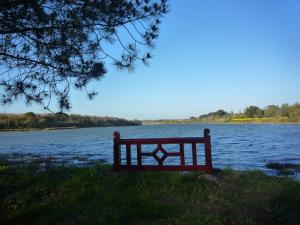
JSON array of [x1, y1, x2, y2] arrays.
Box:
[[0, 0, 168, 111]]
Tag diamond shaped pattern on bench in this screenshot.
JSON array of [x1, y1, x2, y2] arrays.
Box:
[[156, 150, 165, 159], [152, 144, 168, 165]]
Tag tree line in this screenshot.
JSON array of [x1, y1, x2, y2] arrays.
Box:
[[193, 103, 300, 122], [0, 112, 141, 130]]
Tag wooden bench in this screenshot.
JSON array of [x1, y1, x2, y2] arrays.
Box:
[[113, 128, 212, 174]]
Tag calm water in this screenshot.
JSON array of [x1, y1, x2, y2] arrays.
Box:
[[0, 124, 300, 173]]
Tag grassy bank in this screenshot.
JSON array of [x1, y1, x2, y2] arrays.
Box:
[[0, 113, 141, 131], [143, 117, 300, 125], [0, 161, 300, 225], [143, 103, 300, 125], [0, 126, 78, 132]]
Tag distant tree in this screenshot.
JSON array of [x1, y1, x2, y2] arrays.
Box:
[[214, 109, 228, 117], [24, 112, 36, 118], [280, 103, 290, 117], [264, 105, 280, 118], [288, 103, 300, 119], [0, 0, 168, 111], [244, 106, 264, 118], [54, 112, 69, 121]]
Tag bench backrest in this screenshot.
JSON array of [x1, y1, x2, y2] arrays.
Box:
[[113, 128, 212, 174]]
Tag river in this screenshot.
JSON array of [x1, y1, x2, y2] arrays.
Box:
[[1, 123, 300, 175]]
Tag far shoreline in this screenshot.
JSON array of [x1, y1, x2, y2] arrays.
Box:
[[0, 126, 77, 132], [0, 125, 141, 132], [142, 121, 300, 126], [1, 121, 300, 132]]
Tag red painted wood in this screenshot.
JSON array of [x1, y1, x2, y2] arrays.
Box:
[[137, 144, 142, 166], [180, 143, 185, 166], [112, 129, 213, 174], [119, 165, 206, 171], [119, 137, 205, 145], [141, 152, 153, 156], [192, 143, 197, 166], [113, 131, 121, 170], [204, 129, 213, 174], [126, 143, 131, 166], [166, 152, 180, 157]]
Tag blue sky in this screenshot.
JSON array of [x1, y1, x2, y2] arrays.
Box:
[[3, 0, 300, 119]]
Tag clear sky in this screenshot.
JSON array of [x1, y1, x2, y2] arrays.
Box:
[[3, 0, 300, 119]]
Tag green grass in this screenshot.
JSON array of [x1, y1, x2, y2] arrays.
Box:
[[143, 117, 300, 125], [0, 161, 300, 225]]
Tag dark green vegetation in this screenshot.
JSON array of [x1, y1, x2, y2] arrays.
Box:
[[146, 103, 300, 124], [266, 162, 300, 176], [0, 112, 141, 130], [1, 161, 299, 225], [0, 1, 168, 111]]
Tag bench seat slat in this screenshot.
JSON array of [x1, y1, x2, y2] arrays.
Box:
[[120, 165, 207, 171], [119, 137, 204, 145]]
